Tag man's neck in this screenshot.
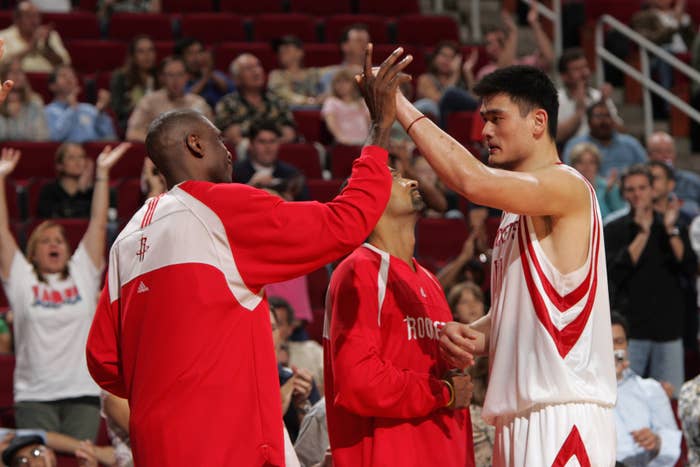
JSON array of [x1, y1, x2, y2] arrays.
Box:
[[591, 133, 613, 146], [511, 141, 561, 172], [368, 216, 417, 268]]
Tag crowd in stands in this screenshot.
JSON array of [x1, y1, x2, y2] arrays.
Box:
[[0, 0, 700, 466]]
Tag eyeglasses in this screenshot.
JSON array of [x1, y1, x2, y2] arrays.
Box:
[[11, 445, 48, 466]]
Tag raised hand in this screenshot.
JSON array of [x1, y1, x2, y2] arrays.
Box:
[[355, 44, 413, 133], [0, 148, 20, 179], [96, 142, 131, 177]]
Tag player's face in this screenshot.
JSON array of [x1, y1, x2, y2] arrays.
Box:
[[454, 289, 485, 325], [201, 119, 233, 183], [480, 93, 534, 170], [32, 226, 70, 274], [385, 168, 424, 216], [622, 174, 653, 211]]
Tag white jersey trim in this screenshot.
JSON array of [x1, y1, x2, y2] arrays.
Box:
[[362, 243, 390, 326], [108, 186, 263, 311]]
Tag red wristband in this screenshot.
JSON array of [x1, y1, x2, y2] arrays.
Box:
[[406, 115, 428, 134]]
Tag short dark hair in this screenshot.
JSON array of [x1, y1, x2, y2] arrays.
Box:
[[647, 160, 675, 181], [248, 120, 282, 140], [340, 23, 369, 44], [158, 55, 186, 74], [48, 64, 73, 85], [272, 35, 303, 53], [620, 163, 653, 190], [473, 65, 559, 140], [586, 100, 609, 121], [558, 47, 586, 74], [174, 37, 202, 57], [269, 296, 295, 325], [611, 311, 629, 338]]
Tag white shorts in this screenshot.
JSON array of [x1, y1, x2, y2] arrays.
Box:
[[492, 402, 616, 467]]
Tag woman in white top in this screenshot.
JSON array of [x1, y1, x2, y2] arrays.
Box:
[[0, 142, 129, 441]]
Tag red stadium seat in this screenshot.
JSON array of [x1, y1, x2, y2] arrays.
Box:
[[307, 266, 329, 310], [0, 11, 13, 30], [5, 180, 21, 221], [179, 13, 247, 44], [26, 218, 89, 252], [252, 14, 318, 43], [66, 40, 128, 74], [329, 144, 361, 179], [76, 0, 98, 11], [372, 43, 425, 76], [307, 179, 343, 203], [153, 41, 175, 62], [219, 0, 284, 15], [396, 15, 460, 47], [303, 43, 342, 67], [108, 13, 175, 41], [446, 111, 478, 148], [43, 12, 100, 40], [415, 218, 469, 264], [323, 15, 389, 44], [115, 178, 145, 220], [288, 0, 351, 16], [292, 109, 323, 143], [356, 0, 420, 16], [162, 0, 215, 12], [214, 42, 276, 73], [25, 73, 52, 104], [27, 178, 52, 219], [278, 143, 322, 179], [0, 354, 15, 418], [8, 142, 60, 179], [83, 141, 146, 179]]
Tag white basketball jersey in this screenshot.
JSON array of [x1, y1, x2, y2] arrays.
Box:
[[482, 166, 617, 423]]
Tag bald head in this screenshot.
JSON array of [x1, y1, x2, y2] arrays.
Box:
[[146, 109, 232, 187], [646, 131, 676, 165]]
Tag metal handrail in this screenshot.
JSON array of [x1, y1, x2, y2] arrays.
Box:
[[467, 0, 561, 58], [521, 0, 562, 58], [595, 14, 700, 139]]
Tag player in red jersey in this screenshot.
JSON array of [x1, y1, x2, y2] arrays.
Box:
[[85, 45, 412, 467], [324, 167, 475, 467]]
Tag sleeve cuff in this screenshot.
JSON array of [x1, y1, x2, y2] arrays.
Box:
[[361, 145, 389, 164]]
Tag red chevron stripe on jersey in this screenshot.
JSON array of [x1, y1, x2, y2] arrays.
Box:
[[551, 425, 591, 467]]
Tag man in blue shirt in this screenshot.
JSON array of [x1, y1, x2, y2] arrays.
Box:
[[563, 101, 647, 176], [44, 65, 116, 143], [612, 312, 681, 467], [176, 37, 234, 110]]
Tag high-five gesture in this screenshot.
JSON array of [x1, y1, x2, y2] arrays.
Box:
[[356, 44, 412, 147], [96, 142, 131, 178], [0, 147, 20, 179]]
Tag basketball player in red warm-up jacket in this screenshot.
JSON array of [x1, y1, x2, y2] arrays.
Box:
[[324, 167, 476, 467], [86, 45, 413, 467]]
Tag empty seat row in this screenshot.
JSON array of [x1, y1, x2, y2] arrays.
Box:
[[70, 0, 421, 16], [0, 11, 459, 47]]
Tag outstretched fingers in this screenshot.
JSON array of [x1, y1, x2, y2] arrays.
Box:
[[0, 80, 14, 105]]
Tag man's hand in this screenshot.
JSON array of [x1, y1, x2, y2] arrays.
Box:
[[95, 89, 111, 112], [439, 322, 485, 369], [631, 427, 661, 452], [75, 440, 99, 467], [291, 366, 313, 404], [355, 43, 412, 145], [444, 371, 473, 409], [96, 142, 131, 179]]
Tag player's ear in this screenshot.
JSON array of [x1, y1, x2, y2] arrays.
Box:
[[185, 133, 205, 159], [532, 108, 547, 138]]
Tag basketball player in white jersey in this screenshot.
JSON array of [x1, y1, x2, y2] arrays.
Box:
[[395, 66, 616, 466]]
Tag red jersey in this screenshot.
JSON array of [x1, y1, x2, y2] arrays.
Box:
[[86, 147, 391, 467], [323, 244, 475, 467]]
